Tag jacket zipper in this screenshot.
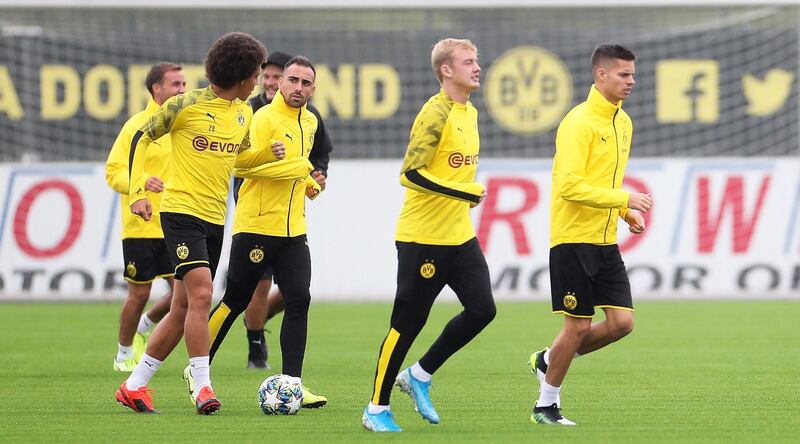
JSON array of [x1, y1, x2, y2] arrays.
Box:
[[604, 109, 620, 244], [285, 109, 305, 236]]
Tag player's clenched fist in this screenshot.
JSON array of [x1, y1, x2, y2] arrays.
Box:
[[271, 140, 286, 160]]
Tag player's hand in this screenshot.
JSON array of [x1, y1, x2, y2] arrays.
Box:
[[471, 189, 487, 208], [144, 176, 164, 193], [311, 170, 326, 191], [271, 141, 286, 160], [624, 209, 646, 234], [627, 192, 653, 212], [306, 187, 319, 198], [131, 198, 152, 221]]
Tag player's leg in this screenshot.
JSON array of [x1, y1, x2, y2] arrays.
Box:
[[266, 286, 285, 320], [271, 236, 327, 408], [576, 245, 635, 355], [397, 238, 494, 424], [180, 217, 226, 415], [530, 244, 598, 426], [271, 236, 311, 379], [363, 242, 447, 432], [133, 251, 175, 362], [115, 228, 189, 413], [243, 274, 273, 369], [417, 238, 496, 373], [208, 233, 270, 364], [115, 281, 152, 371], [116, 279, 188, 414]]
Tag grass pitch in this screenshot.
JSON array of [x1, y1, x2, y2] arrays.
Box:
[[1, 301, 798, 443]]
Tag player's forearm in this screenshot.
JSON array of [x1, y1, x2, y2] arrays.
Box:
[[127, 130, 151, 201], [106, 169, 129, 194], [234, 157, 313, 180], [400, 168, 483, 204], [235, 144, 278, 169], [558, 175, 629, 208]]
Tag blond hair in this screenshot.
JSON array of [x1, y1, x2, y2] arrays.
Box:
[[431, 38, 478, 83]]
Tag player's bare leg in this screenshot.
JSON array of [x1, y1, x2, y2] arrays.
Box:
[[182, 267, 219, 414], [576, 308, 634, 356]]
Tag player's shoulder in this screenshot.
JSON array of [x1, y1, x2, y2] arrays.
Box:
[[415, 91, 453, 124], [120, 109, 150, 133], [161, 87, 214, 115]]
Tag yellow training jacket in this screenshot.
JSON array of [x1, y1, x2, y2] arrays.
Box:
[[129, 86, 253, 225], [395, 90, 484, 246], [551, 85, 633, 247], [233, 91, 320, 237], [105, 99, 170, 239]]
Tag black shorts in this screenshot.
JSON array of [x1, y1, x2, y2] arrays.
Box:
[[161, 212, 225, 280], [226, 232, 309, 296], [549, 243, 633, 318], [122, 238, 173, 283]]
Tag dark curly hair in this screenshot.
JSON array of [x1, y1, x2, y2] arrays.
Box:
[[205, 32, 267, 89]]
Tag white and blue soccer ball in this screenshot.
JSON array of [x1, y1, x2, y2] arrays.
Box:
[[258, 374, 303, 415]]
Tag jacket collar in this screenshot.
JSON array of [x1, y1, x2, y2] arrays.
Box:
[[145, 97, 160, 115], [587, 85, 621, 119], [272, 90, 305, 117]]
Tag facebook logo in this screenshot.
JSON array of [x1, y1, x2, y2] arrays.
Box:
[[656, 60, 719, 123]]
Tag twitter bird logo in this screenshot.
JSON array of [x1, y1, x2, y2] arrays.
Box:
[[742, 69, 794, 116]]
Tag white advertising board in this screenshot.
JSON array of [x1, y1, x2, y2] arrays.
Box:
[[0, 158, 798, 301]]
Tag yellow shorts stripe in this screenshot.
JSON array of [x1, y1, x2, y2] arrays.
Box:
[[208, 302, 232, 346], [594, 305, 634, 312], [552, 310, 594, 319], [371, 328, 400, 405], [175, 260, 209, 273], [124, 272, 174, 285]]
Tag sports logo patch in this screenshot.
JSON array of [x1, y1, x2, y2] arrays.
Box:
[[126, 262, 137, 278], [249, 247, 264, 263], [237, 109, 245, 127], [176, 243, 189, 260], [563, 292, 577, 311], [420, 261, 436, 279]]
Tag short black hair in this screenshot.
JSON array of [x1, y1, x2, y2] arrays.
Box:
[[285, 55, 316, 77], [145, 62, 182, 95], [591, 44, 636, 69], [205, 32, 267, 89]]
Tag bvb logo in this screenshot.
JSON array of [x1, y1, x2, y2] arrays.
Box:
[[249, 247, 264, 263], [126, 262, 137, 278], [420, 262, 436, 279], [176, 243, 189, 260], [485, 45, 573, 135], [563, 292, 578, 311]]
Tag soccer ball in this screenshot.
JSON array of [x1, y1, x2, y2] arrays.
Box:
[[257, 374, 303, 415]]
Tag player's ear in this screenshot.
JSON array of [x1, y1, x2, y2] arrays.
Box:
[[441, 64, 452, 79]]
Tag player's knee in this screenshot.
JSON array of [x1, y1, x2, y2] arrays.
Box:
[[128, 284, 151, 304], [283, 289, 310, 313], [468, 301, 496, 327], [613, 316, 634, 339], [221, 279, 252, 314]]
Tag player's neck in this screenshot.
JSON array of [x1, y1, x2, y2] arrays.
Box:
[[442, 83, 470, 105], [212, 84, 241, 102]]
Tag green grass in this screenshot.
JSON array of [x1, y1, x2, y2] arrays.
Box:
[[1, 301, 798, 443]]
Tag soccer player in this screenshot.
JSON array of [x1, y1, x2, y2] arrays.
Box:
[[114, 32, 270, 415], [186, 56, 323, 408], [528, 44, 652, 426], [106, 62, 185, 372], [236, 50, 332, 372], [361, 38, 495, 432]]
